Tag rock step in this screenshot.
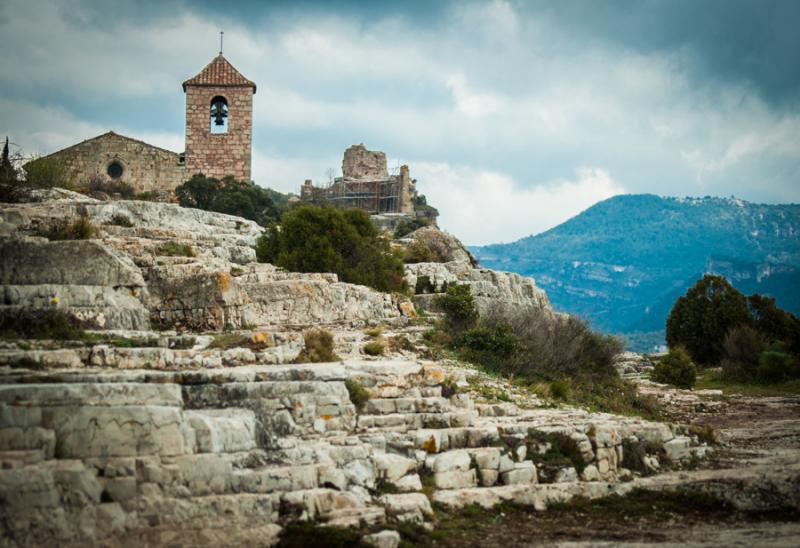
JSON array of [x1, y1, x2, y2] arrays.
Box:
[[234, 464, 321, 494], [279, 488, 386, 526], [431, 481, 629, 511], [357, 411, 475, 431], [364, 396, 451, 415]]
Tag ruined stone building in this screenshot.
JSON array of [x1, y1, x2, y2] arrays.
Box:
[[34, 54, 255, 194], [300, 144, 416, 215]]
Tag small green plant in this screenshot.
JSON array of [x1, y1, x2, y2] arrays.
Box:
[[441, 375, 460, 398], [364, 326, 383, 338], [230, 266, 245, 276], [549, 379, 571, 400], [436, 284, 478, 333], [527, 430, 587, 474], [34, 217, 96, 240], [156, 242, 196, 257], [362, 338, 386, 356], [345, 378, 370, 410], [107, 213, 134, 227], [651, 346, 696, 389], [9, 356, 43, 370], [0, 308, 87, 340], [207, 333, 250, 350], [415, 274, 436, 294], [296, 328, 339, 363]]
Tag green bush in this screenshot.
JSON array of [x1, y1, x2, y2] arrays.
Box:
[[0, 308, 87, 340], [296, 328, 338, 363], [746, 294, 800, 357], [454, 324, 520, 372], [362, 338, 386, 356], [436, 284, 478, 333], [256, 205, 407, 293], [403, 239, 436, 263], [34, 217, 96, 240], [431, 300, 643, 415], [108, 214, 134, 227], [176, 173, 285, 226], [86, 175, 135, 199], [651, 346, 697, 388], [23, 156, 72, 189], [345, 379, 370, 410], [415, 274, 436, 294], [756, 351, 798, 383], [393, 217, 429, 238], [666, 275, 750, 365], [549, 379, 571, 400]]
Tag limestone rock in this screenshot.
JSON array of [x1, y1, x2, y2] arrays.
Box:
[[363, 530, 401, 548]]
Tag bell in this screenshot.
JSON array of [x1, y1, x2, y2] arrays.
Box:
[[211, 100, 228, 126]]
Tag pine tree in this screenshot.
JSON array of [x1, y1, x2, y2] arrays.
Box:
[[0, 137, 14, 180]]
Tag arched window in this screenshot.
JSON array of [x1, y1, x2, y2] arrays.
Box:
[[210, 96, 229, 134]]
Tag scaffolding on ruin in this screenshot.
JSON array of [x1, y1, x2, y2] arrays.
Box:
[[311, 176, 401, 214]]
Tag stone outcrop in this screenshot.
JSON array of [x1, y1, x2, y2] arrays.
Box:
[[0, 356, 712, 546], [5, 192, 772, 547], [398, 226, 553, 318], [1, 196, 405, 330], [405, 260, 553, 317], [0, 238, 150, 330]]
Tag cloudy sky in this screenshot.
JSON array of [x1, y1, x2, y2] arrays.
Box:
[[2, 0, 799, 245]]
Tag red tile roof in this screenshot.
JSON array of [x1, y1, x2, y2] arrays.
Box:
[[182, 54, 256, 93]]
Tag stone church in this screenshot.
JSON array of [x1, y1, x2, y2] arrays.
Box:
[[38, 54, 256, 194]]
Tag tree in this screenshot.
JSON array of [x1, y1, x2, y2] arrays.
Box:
[[666, 274, 750, 364], [746, 293, 800, 356], [22, 156, 71, 189], [0, 138, 13, 180], [256, 205, 407, 293], [175, 173, 284, 226]]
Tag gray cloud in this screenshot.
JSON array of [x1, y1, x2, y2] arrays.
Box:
[[1, 0, 798, 245]]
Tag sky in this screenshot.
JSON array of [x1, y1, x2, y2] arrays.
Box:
[[1, 0, 799, 245]]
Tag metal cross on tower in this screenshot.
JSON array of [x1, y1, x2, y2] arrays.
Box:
[[219, 31, 224, 55]]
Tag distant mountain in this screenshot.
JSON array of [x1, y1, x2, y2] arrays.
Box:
[[472, 194, 800, 350]]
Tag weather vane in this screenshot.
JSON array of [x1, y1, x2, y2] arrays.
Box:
[[219, 31, 224, 55]]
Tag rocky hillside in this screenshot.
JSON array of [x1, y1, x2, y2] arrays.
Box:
[[473, 195, 800, 349], [2, 190, 797, 546], [0, 190, 709, 545]]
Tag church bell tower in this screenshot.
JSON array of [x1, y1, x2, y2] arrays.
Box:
[[183, 53, 256, 181]]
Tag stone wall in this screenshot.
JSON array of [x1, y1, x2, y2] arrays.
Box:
[[342, 144, 387, 179], [41, 132, 186, 194], [184, 85, 253, 181]]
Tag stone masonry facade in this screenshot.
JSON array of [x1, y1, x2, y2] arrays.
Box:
[[41, 132, 186, 194], [184, 85, 253, 182]]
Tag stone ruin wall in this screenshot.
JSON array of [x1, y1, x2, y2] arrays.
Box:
[[45, 133, 186, 194], [301, 144, 415, 215], [342, 144, 388, 179], [184, 85, 253, 182]]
